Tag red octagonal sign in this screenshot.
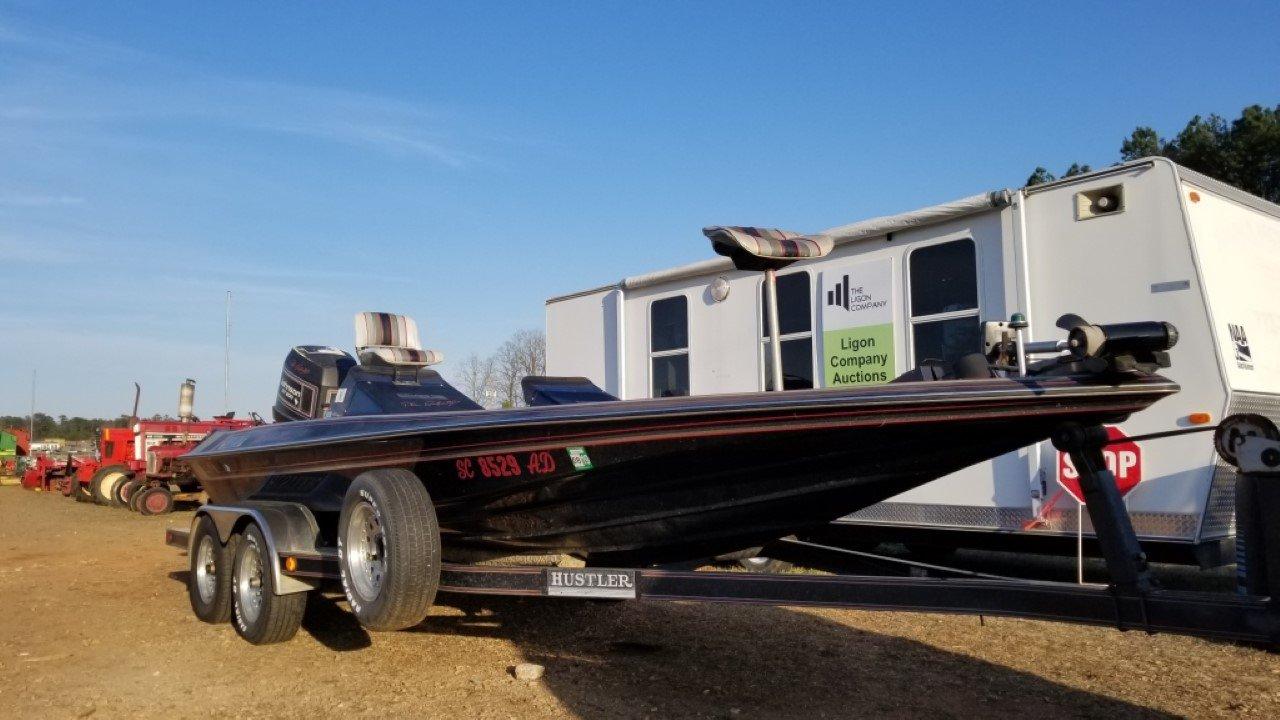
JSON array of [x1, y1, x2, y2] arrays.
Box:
[[1057, 426, 1143, 503]]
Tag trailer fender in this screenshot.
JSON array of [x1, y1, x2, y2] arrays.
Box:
[[193, 502, 321, 595]]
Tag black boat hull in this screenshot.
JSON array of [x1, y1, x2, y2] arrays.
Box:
[[186, 375, 1177, 563]]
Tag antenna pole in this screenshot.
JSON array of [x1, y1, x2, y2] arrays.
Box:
[[224, 290, 232, 414], [29, 369, 36, 442]]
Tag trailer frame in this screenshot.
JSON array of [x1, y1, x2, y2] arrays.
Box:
[[164, 421, 1280, 648]]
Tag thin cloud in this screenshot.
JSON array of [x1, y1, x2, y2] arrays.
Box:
[[0, 19, 480, 166]]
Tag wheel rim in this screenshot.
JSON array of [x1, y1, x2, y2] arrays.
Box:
[[144, 490, 169, 514], [195, 535, 219, 605], [101, 471, 126, 501], [235, 535, 265, 625], [345, 501, 385, 602]]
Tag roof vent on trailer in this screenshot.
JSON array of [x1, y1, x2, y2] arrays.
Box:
[[1074, 184, 1125, 220]]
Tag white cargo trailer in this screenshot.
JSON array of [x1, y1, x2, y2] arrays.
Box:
[[544, 157, 1280, 566]]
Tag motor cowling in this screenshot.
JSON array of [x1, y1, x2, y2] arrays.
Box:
[[273, 345, 356, 422]]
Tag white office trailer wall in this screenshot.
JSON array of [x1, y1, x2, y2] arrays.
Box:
[[545, 158, 1280, 561]]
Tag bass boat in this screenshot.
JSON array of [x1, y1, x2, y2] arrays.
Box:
[[185, 310, 1179, 566]]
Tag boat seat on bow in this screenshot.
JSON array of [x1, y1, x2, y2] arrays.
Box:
[[354, 312, 444, 367], [703, 226, 834, 271]]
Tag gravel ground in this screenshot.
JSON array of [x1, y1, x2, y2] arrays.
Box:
[[1, 486, 1277, 719]]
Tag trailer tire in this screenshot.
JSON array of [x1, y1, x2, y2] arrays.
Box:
[[736, 556, 792, 574], [231, 524, 305, 644], [137, 487, 175, 515], [338, 469, 440, 632], [89, 465, 130, 506], [189, 515, 237, 623]]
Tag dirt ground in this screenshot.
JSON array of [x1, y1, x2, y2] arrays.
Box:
[[1, 487, 1278, 719]]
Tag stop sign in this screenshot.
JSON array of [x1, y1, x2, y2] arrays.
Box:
[[1057, 426, 1143, 502]]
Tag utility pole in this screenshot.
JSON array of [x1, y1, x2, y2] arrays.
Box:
[[29, 369, 36, 441], [224, 290, 232, 415]]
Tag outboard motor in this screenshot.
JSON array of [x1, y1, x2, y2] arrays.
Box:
[[273, 345, 356, 422]]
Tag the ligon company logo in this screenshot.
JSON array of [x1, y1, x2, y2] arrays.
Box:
[[826, 274, 888, 312], [1229, 323, 1253, 370]]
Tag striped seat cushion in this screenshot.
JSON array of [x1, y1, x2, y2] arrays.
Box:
[[354, 312, 443, 367], [358, 346, 444, 367], [703, 226, 833, 269], [355, 312, 422, 350]]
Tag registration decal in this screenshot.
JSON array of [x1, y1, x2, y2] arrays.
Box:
[[567, 446, 594, 471]]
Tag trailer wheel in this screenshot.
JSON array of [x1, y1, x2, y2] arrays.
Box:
[[137, 487, 175, 516], [231, 524, 306, 644], [189, 515, 237, 623], [89, 465, 129, 506], [338, 469, 440, 631], [736, 556, 792, 574]]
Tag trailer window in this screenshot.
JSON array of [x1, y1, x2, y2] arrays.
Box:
[[759, 271, 814, 390], [909, 239, 981, 367], [650, 296, 689, 397]]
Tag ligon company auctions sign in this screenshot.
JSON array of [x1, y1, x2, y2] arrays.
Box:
[[821, 258, 896, 386]]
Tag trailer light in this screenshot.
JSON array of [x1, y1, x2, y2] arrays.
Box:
[[1188, 191, 1201, 203], [1187, 412, 1212, 425], [710, 276, 731, 303], [283, 556, 298, 572]]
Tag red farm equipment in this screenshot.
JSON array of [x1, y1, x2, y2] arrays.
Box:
[[29, 381, 259, 514], [77, 380, 260, 514]]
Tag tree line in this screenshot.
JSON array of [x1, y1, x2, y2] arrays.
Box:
[[1, 413, 133, 441], [448, 329, 547, 408], [1028, 102, 1279, 203]]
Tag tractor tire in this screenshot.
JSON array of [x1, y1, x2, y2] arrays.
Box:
[[231, 524, 306, 644], [73, 481, 94, 503], [338, 468, 441, 632], [189, 515, 237, 623], [89, 465, 130, 506], [128, 484, 148, 512], [111, 478, 138, 508], [137, 487, 175, 516]]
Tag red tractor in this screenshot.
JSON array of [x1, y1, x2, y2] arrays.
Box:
[[78, 381, 260, 514]]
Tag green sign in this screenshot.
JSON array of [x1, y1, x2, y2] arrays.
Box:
[[823, 322, 895, 386]]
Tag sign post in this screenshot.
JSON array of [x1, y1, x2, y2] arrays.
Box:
[[1056, 426, 1144, 584]]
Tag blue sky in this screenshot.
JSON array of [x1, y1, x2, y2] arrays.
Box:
[[3, 2, 1277, 418]]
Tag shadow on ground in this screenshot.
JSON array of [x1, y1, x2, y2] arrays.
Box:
[[408, 594, 1176, 719]]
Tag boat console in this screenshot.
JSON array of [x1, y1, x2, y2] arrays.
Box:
[[273, 312, 479, 421]]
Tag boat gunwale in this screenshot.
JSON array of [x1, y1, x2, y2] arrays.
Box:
[[187, 375, 1179, 461]]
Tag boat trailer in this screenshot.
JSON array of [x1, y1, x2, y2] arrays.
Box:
[[165, 418, 1280, 647]]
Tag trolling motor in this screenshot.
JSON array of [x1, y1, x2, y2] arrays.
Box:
[[985, 313, 1178, 377]]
